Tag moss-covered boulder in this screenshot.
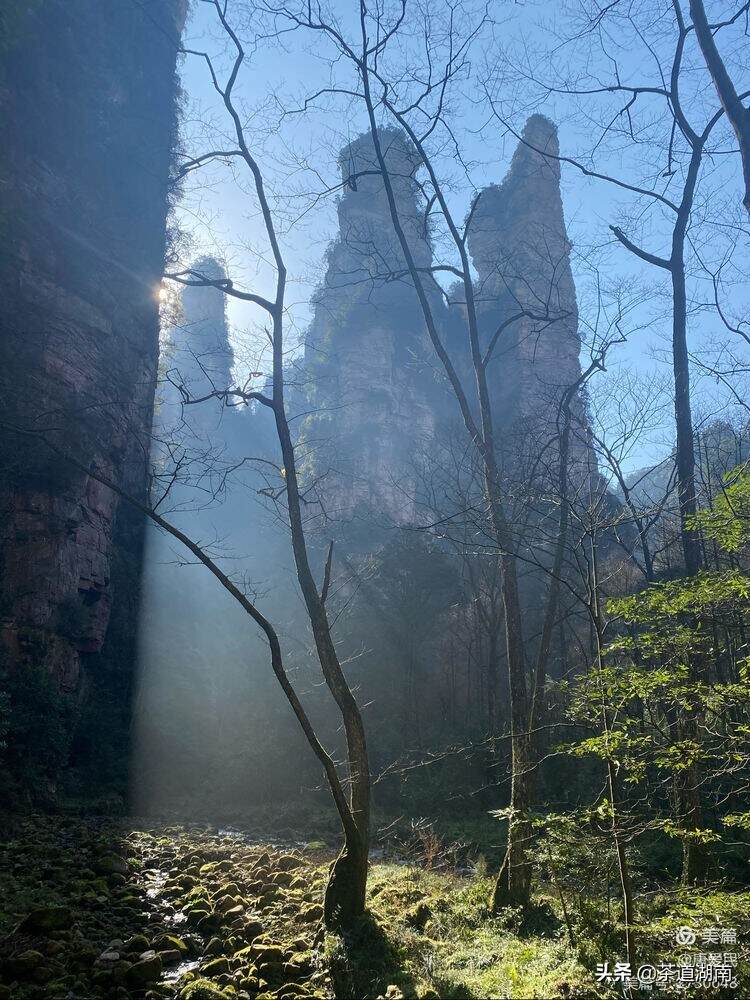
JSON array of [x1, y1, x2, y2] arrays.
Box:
[[93, 854, 129, 876], [201, 955, 231, 975], [180, 978, 237, 999], [16, 906, 72, 933]]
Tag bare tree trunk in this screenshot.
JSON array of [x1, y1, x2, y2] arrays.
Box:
[[678, 764, 710, 884], [273, 386, 370, 928], [670, 146, 710, 883], [170, 0, 372, 929], [670, 146, 703, 578], [490, 728, 534, 911], [689, 0, 750, 215]]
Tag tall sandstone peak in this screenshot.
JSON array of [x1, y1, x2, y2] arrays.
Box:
[[465, 114, 588, 480], [0, 0, 184, 795], [165, 256, 235, 439], [302, 117, 594, 529], [302, 128, 441, 526]]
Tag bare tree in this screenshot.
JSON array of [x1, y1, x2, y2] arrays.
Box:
[[168, 0, 371, 928]]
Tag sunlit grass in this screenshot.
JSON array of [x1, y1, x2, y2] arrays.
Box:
[[326, 864, 601, 999]]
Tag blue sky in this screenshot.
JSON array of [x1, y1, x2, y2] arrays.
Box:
[[174, 0, 750, 471]]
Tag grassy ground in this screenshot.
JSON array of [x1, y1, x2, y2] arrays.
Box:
[[328, 865, 594, 999]]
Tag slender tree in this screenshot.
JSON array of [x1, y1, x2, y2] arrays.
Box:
[[169, 0, 371, 927]]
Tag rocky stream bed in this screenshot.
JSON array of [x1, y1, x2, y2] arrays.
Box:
[[0, 817, 335, 1000]]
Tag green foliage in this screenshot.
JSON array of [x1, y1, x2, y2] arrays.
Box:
[[690, 466, 750, 552], [558, 473, 750, 879], [610, 569, 750, 626]]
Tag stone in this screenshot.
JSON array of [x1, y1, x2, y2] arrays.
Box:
[[248, 944, 286, 965], [197, 911, 222, 934], [5, 948, 45, 978], [154, 933, 188, 955], [94, 854, 129, 876], [277, 987, 311, 999], [215, 894, 241, 913], [294, 905, 323, 924], [16, 906, 72, 933], [181, 978, 235, 999], [204, 936, 225, 956], [125, 951, 163, 986], [124, 934, 151, 954], [275, 856, 304, 872], [0, 0, 185, 798], [242, 919, 264, 940], [271, 872, 294, 888], [202, 956, 231, 975]]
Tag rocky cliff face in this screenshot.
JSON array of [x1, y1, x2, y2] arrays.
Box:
[[0, 0, 184, 796]]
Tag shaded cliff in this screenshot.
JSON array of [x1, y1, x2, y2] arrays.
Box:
[[0, 0, 185, 801]]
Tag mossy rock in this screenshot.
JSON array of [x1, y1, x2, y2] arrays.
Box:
[[203, 936, 225, 956], [124, 934, 151, 954], [93, 854, 129, 876], [180, 978, 237, 999], [276, 986, 312, 999], [284, 953, 313, 976], [160, 948, 183, 965], [248, 943, 286, 964], [201, 956, 231, 975], [16, 906, 72, 933], [276, 856, 304, 873], [5, 948, 46, 978], [154, 933, 189, 955], [262, 961, 287, 982], [197, 911, 222, 934], [214, 882, 242, 898], [272, 872, 295, 888], [214, 894, 242, 913], [294, 905, 323, 924], [241, 918, 264, 940]]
